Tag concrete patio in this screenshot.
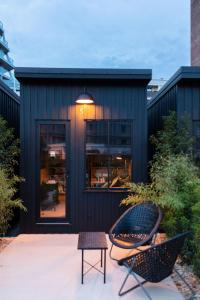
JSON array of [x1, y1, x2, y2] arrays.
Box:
[[0, 234, 183, 300]]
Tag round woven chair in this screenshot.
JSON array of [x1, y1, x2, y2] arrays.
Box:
[[109, 202, 162, 261]]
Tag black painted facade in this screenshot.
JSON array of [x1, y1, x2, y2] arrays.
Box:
[[16, 67, 151, 233], [148, 66, 200, 160], [0, 79, 20, 136]]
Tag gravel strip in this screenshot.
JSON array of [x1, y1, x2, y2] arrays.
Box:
[[0, 238, 14, 253]]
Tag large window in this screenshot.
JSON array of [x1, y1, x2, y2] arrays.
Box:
[[39, 124, 67, 218], [86, 120, 132, 189]]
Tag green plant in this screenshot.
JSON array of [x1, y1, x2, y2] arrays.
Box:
[[0, 116, 26, 235], [121, 111, 200, 276], [0, 168, 26, 235], [0, 116, 19, 176], [150, 111, 194, 157]]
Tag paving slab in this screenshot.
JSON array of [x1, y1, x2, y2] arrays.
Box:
[[0, 234, 183, 300]]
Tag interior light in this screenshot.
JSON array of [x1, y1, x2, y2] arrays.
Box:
[[116, 156, 123, 160], [49, 150, 56, 157]]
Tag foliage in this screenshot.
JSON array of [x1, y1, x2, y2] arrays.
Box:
[[121, 111, 200, 276], [150, 111, 194, 157], [0, 168, 26, 235], [0, 115, 26, 235], [0, 116, 19, 176]]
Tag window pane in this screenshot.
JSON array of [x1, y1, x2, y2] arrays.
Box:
[[86, 155, 109, 188], [86, 120, 109, 154], [85, 120, 132, 189], [110, 155, 132, 188], [109, 121, 132, 155], [40, 124, 66, 218]]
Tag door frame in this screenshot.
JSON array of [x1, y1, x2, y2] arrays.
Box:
[[35, 119, 71, 224]]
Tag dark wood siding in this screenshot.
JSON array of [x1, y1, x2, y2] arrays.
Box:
[[147, 67, 200, 163], [19, 77, 149, 233], [177, 82, 200, 122], [148, 85, 177, 161], [0, 80, 20, 136]]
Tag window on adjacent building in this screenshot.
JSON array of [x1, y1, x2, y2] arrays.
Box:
[[86, 120, 132, 189]]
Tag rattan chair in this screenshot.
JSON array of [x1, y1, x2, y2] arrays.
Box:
[[109, 202, 162, 261], [118, 232, 195, 299]]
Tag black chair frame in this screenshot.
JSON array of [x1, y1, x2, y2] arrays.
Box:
[[109, 202, 163, 261], [118, 232, 196, 300]]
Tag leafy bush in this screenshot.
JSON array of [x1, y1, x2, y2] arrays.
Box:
[[0, 168, 26, 235], [122, 111, 200, 276], [0, 116, 26, 235], [0, 116, 20, 176]]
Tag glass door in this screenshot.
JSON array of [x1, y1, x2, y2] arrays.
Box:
[[38, 123, 69, 220]]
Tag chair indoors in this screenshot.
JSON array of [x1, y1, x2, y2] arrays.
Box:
[[118, 232, 195, 300], [109, 202, 162, 262]]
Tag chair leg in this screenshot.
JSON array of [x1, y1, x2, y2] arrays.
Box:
[[118, 267, 151, 299], [174, 267, 196, 298]]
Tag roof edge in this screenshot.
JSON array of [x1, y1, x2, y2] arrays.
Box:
[[15, 67, 152, 82], [0, 79, 20, 104], [147, 66, 200, 109]]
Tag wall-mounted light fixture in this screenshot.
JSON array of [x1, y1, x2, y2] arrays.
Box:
[[116, 156, 123, 160], [76, 89, 94, 104]]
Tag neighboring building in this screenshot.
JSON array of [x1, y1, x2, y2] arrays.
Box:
[[147, 78, 167, 102], [191, 0, 200, 66], [0, 20, 19, 94], [0, 78, 20, 135], [16, 67, 151, 233], [148, 66, 200, 160]]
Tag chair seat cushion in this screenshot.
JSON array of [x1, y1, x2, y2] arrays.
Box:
[[112, 233, 149, 248]]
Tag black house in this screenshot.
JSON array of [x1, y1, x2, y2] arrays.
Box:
[[0, 79, 20, 136], [16, 67, 151, 233], [148, 66, 200, 160]]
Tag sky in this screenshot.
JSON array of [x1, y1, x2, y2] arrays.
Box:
[[0, 0, 190, 79]]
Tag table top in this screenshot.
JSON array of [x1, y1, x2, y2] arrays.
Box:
[[78, 232, 108, 250]]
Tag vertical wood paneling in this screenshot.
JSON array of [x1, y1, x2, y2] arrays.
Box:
[[20, 78, 148, 233]]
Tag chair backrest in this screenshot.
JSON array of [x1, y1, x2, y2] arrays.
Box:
[[130, 232, 190, 283], [113, 202, 162, 235]]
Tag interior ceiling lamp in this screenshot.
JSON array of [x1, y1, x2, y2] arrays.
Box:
[[76, 88, 94, 104]]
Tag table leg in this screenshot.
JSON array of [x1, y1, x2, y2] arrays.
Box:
[[81, 249, 84, 284], [101, 249, 103, 267], [104, 249, 106, 283]]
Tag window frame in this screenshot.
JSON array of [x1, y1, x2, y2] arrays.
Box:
[[84, 119, 133, 191], [35, 120, 71, 224]]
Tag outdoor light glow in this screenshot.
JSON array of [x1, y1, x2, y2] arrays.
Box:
[[76, 99, 94, 104], [76, 92, 94, 104]]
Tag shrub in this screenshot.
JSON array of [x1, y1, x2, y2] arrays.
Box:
[[0, 116, 19, 176], [0, 116, 26, 235], [121, 112, 200, 276], [0, 168, 26, 235]]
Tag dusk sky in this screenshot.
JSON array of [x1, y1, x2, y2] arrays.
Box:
[[0, 0, 190, 79]]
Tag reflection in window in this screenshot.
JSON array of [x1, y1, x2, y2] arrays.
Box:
[[39, 124, 66, 218], [86, 120, 132, 188]]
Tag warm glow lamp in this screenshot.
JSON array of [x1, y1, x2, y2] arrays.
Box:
[[76, 92, 94, 104]]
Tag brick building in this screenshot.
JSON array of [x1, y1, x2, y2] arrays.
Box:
[[191, 0, 200, 66]]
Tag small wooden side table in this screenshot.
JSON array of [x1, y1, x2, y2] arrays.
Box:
[[78, 232, 108, 284]]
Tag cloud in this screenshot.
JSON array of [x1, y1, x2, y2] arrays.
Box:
[[0, 0, 190, 79]]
